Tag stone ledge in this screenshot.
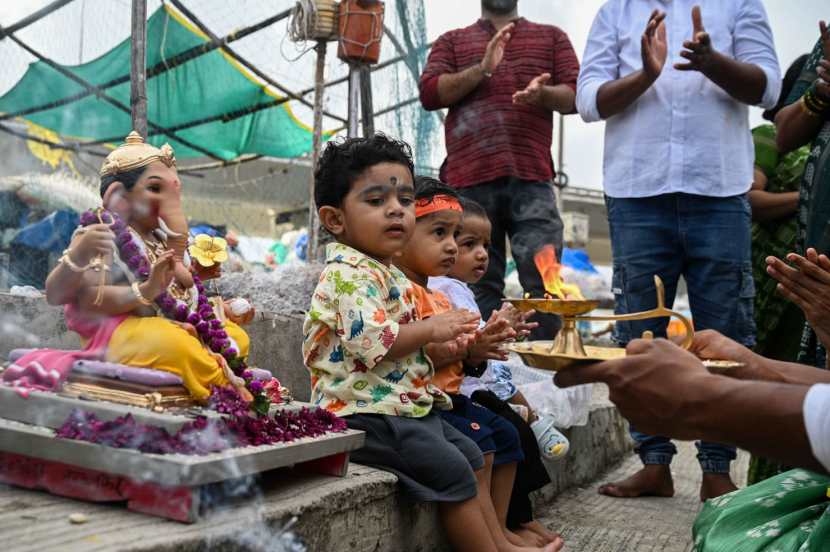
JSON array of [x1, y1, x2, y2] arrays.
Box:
[[0, 294, 632, 550], [0, 389, 630, 552]]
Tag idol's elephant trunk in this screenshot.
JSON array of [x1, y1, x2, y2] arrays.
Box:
[[156, 194, 194, 289]]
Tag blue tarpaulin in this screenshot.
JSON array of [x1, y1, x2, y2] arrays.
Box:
[[11, 210, 78, 253], [562, 248, 598, 274]]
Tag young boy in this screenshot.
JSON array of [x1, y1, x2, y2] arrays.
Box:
[[395, 177, 563, 552], [304, 135, 556, 552], [430, 197, 566, 546]]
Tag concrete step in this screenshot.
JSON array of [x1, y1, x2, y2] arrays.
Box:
[[0, 385, 631, 551], [0, 294, 634, 550]]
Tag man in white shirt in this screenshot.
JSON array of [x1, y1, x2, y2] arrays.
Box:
[[576, 0, 781, 500]]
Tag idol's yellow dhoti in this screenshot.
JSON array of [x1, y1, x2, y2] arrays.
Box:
[[224, 319, 250, 360], [106, 317, 230, 400]]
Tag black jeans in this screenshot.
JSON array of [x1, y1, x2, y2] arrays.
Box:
[[458, 177, 563, 339]]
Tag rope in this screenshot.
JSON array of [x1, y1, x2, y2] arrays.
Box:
[[288, 0, 336, 42], [288, 0, 318, 43]]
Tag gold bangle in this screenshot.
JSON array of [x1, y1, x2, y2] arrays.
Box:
[[800, 97, 822, 118], [59, 250, 91, 272], [131, 281, 154, 306]]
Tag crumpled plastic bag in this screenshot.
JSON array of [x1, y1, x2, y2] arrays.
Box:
[[507, 357, 593, 428], [9, 285, 42, 298]]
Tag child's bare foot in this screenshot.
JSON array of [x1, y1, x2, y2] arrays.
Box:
[[505, 529, 548, 548], [506, 528, 534, 547], [598, 464, 675, 498], [514, 527, 546, 547], [521, 520, 561, 544], [543, 537, 565, 552], [700, 473, 737, 501]]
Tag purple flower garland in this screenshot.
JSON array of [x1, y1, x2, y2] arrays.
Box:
[[80, 208, 270, 414], [56, 406, 348, 456]]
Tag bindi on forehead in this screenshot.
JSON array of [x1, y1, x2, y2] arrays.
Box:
[[357, 182, 414, 197]]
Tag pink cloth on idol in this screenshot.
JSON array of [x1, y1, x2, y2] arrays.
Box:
[[1, 304, 128, 397]]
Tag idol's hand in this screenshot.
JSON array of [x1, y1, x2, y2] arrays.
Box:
[[72, 224, 115, 265], [675, 6, 715, 73], [641, 9, 668, 80], [141, 250, 176, 300]]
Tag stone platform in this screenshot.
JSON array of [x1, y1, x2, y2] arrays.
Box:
[[0, 386, 631, 551], [0, 294, 633, 550]]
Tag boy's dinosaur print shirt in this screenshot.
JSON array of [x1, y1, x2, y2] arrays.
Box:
[[303, 243, 451, 417]]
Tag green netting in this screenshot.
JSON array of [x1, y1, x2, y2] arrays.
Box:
[[0, 4, 321, 160]]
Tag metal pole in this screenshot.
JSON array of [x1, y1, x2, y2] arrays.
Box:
[[0, 0, 77, 40], [555, 113, 565, 214], [347, 64, 361, 137], [130, 0, 148, 137], [307, 40, 328, 261], [359, 64, 374, 137], [78, 0, 85, 64]]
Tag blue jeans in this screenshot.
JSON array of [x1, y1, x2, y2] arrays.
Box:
[[606, 193, 754, 474]]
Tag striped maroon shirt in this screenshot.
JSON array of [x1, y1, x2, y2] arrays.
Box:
[[419, 18, 579, 188]]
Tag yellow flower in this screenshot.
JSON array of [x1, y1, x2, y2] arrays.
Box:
[[189, 234, 228, 267]]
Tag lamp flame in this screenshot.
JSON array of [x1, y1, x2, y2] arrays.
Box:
[[533, 245, 584, 300]]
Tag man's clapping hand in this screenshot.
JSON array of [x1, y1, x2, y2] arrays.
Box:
[[675, 6, 715, 73]]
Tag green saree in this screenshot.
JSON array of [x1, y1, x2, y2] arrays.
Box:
[[748, 125, 810, 486], [791, 39, 830, 369], [694, 469, 830, 552]]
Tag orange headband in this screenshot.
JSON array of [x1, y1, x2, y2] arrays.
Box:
[[415, 194, 463, 218]]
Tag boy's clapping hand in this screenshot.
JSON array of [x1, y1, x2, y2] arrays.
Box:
[[468, 315, 516, 363], [427, 309, 480, 342], [497, 303, 539, 340]]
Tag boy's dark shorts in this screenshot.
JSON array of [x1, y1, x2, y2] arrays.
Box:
[[440, 394, 525, 467], [345, 411, 483, 502]]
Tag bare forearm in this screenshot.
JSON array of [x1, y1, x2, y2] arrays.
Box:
[[776, 102, 824, 154], [701, 52, 767, 105], [748, 191, 799, 222], [759, 357, 830, 386], [693, 378, 823, 473], [45, 264, 84, 306], [596, 70, 654, 119], [539, 85, 576, 113], [386, 321, 434, 360], [436, 65, 487, 107]]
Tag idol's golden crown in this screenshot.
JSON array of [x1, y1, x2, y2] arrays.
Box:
[[99, 131, 176, 177]]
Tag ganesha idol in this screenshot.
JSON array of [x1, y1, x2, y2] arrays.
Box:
[[2, 132, 280, 409]]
